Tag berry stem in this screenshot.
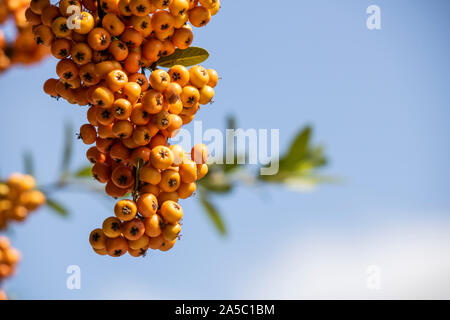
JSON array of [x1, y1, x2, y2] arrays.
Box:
[[132, 159, 143, 203], [97, 0, 106, 22]]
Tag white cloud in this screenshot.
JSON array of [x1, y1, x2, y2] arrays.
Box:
[[237, 219, 450, 299]]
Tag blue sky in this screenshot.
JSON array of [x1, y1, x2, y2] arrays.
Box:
[[1, 0, 450, 299]]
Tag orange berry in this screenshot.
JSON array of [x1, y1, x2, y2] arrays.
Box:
[[79, 124, 97, 145], [179, 160, 198, 183], [141, 89, 164, 114], [92, 162, 112, 183], [106, 236, 128, 257], [123, 51, 142, 73], [168, 66, 191, 87], [43, 78, 59, 97], [132, 126, 153, 146], [86, 146, 106, 164], [151, 9, 175, 33], [207, 69, 218, 87], [96, 107, 115, 125], [140, 183, 160, 197], [51, 38, 71, 59], [140, 166, 162, 185], [129, 0, 152, 16], [30, 0, 51, 14], [128, 73, 149, 91], [129, 234, 150, 251], [189, 5, 211, 27], [149, 133, 167, 149], [114, 199, 138, 221], [162, 223, 181, 241], [109, 141, 131, 162], [105, 180, 129, 198], [121, 218, 145, 241], [112, 98, 133, 120], [111, 165, 135, 189], [106, 69, 128, 92], [196, 163, 208, 180], [191, 143, 208, 164], [199, 85, 215, 104], [148, 234, 164, 250], [150, 146, 174, 170], [96, 136, 115, 153], [109, 39, 129, 61], [180, 85, 200, 107], [137, 193, 158, 217], [89, 228, 107, 249], [33, 24, 54, 46], [149, 69, 171, 92], [160, 200, 183, 224], [120, 27, 143, 48], [157, 191, 179, 204], [142, 38, 163, 61], [189, 65, 209, 88], [177, 182, 196, 199], [159, 169, 181, 192], [102, 13, 126, 36], [130, 146, 151, 164], [130, 103, 151, 125], [92, 86, 114, 108], [144, 213, 162, 237], [171, 27, 193, 49], [112, 120, 134, 139], [102, 216, 122, 238], [87, 28, 111, 51], [122, 82, 142, 104], [169, 144, 186, 166]]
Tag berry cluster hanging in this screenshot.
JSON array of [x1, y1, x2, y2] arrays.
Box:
[[31, 0, 220, 257]]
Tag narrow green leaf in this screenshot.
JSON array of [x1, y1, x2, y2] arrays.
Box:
[[279, 126, 311, 170], [226, 115, 236, 130], [74, 165, 92, 178], [46, 198, 69, 217], [200, 196, 226, 236], [23, 151, 34, 175], [157, 47, 209, 68], [61, 122, 73, 174]]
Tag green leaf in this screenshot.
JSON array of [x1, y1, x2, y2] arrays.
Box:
[[198, 167, 233, 193], [23, 151, 34, 175], [157, 47, 209, 68], [279, 126, 311, 171], [46, 198, 69, 217], [200, 180, 233, 193], [307, 145, 328, 168], [226, 115, 236, 130], [61, 122, 73, 174], [74, 165, 92, 178], [200, 196, 226, 236]]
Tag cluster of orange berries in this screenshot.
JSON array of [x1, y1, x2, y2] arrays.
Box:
[[31, 0, 219, 257], [0, 173, 46, 230], [0, 235, 21, 300], [0, 0, 48, 72], [31, 0, 219, 104], [88, 142, 209, 257]]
